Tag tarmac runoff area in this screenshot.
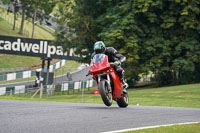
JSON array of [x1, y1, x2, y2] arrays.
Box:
[[0, 100, 200, 133]]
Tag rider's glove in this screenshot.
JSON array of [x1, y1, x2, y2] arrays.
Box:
[[113, 61, 121, 66]]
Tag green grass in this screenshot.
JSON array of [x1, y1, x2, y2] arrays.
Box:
[[54, 60, 81, 76], [36, 22, 55, 34], [0, 54, 41, 69], [128, 83, 200, 108], [0, 7, 54, 40], [124, 123, 200, 133], [1, 83, 200, 108], [0, 18, 26, 37], [0, 76, 35, 85]]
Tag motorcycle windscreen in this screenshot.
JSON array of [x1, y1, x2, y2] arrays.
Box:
[[89, 54, 110, 73]]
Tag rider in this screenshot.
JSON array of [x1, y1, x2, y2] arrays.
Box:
[[92, 41, 128, 93]]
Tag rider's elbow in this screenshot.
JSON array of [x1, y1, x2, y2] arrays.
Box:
[[120, 57, 126, 63]]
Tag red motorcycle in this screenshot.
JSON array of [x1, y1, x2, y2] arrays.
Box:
[[87, 54, 129, 107]]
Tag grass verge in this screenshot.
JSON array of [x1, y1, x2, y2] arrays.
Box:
[[54, 61, 81, 76], [123, 123, 200, 133], [128, 83, 200, 108], [0, 77, 35, 85], [0, 54, 41, 69], [0, 83, 200, 108]]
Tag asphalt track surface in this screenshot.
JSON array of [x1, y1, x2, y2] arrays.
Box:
[[0, 100, 200, 133]]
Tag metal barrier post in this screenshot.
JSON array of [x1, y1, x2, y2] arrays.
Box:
[[82, 84, 84, 103], [61, 67, 64, 95]]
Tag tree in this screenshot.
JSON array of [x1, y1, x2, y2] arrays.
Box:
[[19, 0, 27, 34], [2, 0, 12, 14], [2, 0, 19, 31], [129, 0, 200, 85], [27, 0, 56, 38], [54, 0, 200, 85], [55, 0, 142, 78], [12, 0, 19, 31], [18, 0, 56, 37], [54, 0, 98, 61]]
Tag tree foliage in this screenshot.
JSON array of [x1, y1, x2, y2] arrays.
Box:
[[25, 0, 56, 38], [55, 0, 200, 85]]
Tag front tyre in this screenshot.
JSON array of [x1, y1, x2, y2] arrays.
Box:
[[117, 93, 129, 108], [99, 80, 112, 106]]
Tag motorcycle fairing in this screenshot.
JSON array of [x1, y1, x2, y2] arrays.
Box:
[[89, 54, 110, 73], [109, 68, 122, 98], [89, 53, 123, 99]]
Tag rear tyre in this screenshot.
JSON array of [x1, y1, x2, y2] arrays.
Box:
[[117, 93, 129, 108], [99, 80, 112, 106]]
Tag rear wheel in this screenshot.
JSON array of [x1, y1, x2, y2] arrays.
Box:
[[117, 93, 129, 108], [99, 80, 112, 106]]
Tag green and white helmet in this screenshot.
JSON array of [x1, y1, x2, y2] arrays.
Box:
[[94, 41, 106, 54]]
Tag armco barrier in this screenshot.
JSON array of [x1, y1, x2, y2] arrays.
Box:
[[0, 85, 26, 95], [0, 60, 66, 81]]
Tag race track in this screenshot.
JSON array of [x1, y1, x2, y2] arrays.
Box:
[[0, 100, 200, 133]]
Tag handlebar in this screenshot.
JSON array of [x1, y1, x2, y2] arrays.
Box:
[[110, 62, 114, 66]]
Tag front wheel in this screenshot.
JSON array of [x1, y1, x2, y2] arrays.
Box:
[[117, 93, 129, 108], [99, 80, 112, 106]]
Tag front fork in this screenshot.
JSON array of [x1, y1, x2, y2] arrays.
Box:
[[97, 73, 112, 93]]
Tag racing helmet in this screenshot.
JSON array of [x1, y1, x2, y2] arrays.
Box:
[[94, 41, 106, 54]]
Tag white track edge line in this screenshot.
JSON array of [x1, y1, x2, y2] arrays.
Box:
[[102, 121, 200, 133]]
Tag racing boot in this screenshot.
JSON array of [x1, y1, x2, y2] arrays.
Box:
[[121, 78, 128, 94]]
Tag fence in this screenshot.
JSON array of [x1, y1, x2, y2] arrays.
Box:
[[0, 7, 30, 37], [0, 79, 97, 97], [0, 63, 93, 97], [0, 60, 67, 82]]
